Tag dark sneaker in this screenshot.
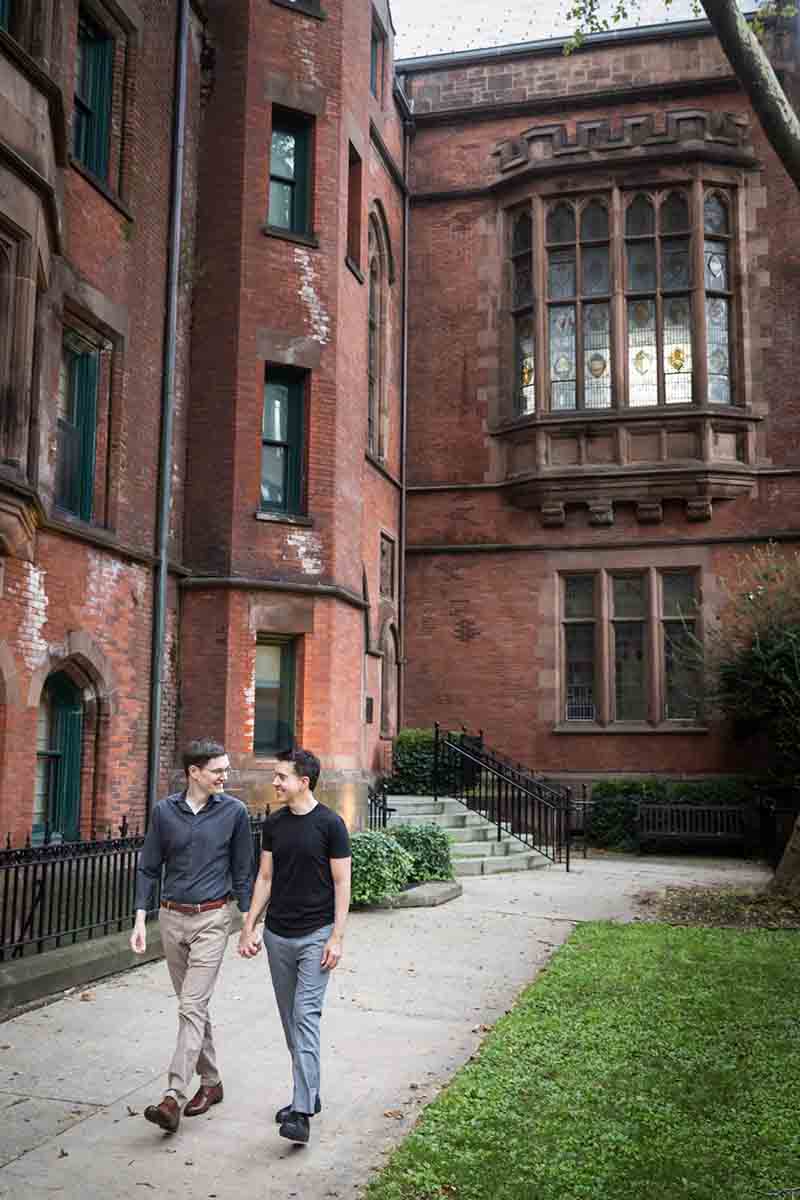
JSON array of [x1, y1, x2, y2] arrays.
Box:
[[275, 1095, 321, 1124], [279, 1110, 310, 1144]]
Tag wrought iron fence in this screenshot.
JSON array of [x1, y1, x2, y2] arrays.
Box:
[[433, 723, 571, 868], [0, 816, 265, 961], [368, 781, 395, 830]]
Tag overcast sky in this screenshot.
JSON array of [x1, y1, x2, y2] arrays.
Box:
[[390, 0, 711, 61]]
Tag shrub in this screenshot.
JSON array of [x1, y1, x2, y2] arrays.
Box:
[[389, 823, 454, 883], [385, 728, 483, 795], [350, 830, 413, 906]]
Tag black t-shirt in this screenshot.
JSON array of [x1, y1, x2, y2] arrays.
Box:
[[262, 802, 351, 937]]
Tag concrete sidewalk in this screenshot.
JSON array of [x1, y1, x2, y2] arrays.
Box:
[[0, 854, 769, 1200]]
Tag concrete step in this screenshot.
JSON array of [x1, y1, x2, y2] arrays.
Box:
[[454, 851, 550, 876], [451, 838, 522, 858], [386, 797, 465, 815], [447, 825, 493, 843], [387, 810, 485, 830]]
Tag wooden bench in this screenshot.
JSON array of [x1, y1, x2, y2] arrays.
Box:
[[637, 803, 746, 850]]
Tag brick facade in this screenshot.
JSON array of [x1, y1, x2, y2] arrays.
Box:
[[1, 7, 798, 845]]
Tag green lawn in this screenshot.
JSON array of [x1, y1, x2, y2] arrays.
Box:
[[364, 922, 800, 1200]]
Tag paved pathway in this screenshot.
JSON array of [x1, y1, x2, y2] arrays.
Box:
[[0, 853, 769, 1200]]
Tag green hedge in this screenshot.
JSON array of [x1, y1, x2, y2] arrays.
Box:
[[587, 777, 757, 850], [384, 728, 482, 795], [389, 823, 454, 883], [350, 830, 413, 906]]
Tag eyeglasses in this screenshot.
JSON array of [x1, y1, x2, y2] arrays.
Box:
[[206, 767, 230, 778]]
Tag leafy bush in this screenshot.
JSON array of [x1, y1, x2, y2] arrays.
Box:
[[350, 830, 413, 906], [385, 728, 482, 795], [587, 777, 756, 849], [389, 823, 454, 883]]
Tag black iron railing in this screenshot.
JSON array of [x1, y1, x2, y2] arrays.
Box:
[[368, 780, 395, 830], [433, 723, 571, 869], [1, 816, 265, 960]]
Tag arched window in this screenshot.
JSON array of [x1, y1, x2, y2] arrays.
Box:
[[33, 672, 84, 844], [380, 625, 399, 737], [367, 210, 393, 461]]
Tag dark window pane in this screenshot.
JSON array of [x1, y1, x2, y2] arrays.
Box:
[[515, 315, 535, 414], [614, 622, 646, 720], [565, 575, 595, 619], [261, 445, 286, 508], [583, 303, 611, 409], [664, 621, 700, 719], [613, 575, 646, 618], [663, 295, 693, 403], [269, 180, 293, 229], [704, 240, 729, 291], [547, 202, 575, 245], [581, 200, 609, 242], [512, 211, 532, 255], [513, 258, 533, 307], [565, 625, 595, 720], [627, 298, 658, 407], [548, 248, 576, 299], [663, 572, 696, 617], [255, 642, 295, 753], [626, 194, 654, 237], [660, 191, 689, 233], [704, 193, 728, 235], [662, 239, 691, 290], [706, 296, 731, 404], [582, 244, 610, 296], [626, 240, 656, 291], [549, 305, 576, 410]]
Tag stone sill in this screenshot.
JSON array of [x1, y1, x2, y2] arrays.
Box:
[[254, 510, 313, 527], [553, 723, 709, 735], [270, 0, 327, 20], [262, 224, 319, 249]]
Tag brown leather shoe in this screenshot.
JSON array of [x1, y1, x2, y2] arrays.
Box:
[[184, 1082, 224, 1117], [144, 1096, 180, 1133]]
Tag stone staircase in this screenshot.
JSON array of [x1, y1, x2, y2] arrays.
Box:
[[386, 795, 552, 876]]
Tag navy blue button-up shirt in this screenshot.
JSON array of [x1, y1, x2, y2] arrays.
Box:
[[134, 791, 254, 913]]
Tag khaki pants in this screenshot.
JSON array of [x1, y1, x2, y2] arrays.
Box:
[[158, 903, 232, 1105]]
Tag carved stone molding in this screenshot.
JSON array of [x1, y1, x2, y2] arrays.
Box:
[[636, 500, 663, 524], [588, 499, 614, 526], [0, 489, 37, 560], [687, 497, 713, 521], [540, 501, 565, 528], [495, 108, 751, 176]]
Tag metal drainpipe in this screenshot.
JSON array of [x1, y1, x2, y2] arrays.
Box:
[[146, 0, 190, 824], [397, 113, 411, 729]]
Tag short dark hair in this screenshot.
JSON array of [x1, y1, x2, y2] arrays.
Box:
[[183, 738, 226, 777], [277, 746, 321, 790]]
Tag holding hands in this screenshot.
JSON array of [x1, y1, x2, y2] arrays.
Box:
[[238, 927, 262, 958]]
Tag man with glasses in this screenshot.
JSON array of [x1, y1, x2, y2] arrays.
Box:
[[131, 738, 254, 1134]]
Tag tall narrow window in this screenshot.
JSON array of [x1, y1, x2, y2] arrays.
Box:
[[367, 216, 388, 459], [33, 673, 83, 844], [704, 193, 733, 405], [379, 534, 395, 598], [626, 191, 692, 406], [261, 367, 305, 514], [268, 110, 312, 236], [73, 10, 114, 180], [563, 575, 596, 720], [346, 144, 363, 269], [254, 640, 296, 756], [662, 572, 701, 720], [546, 199, 611, 411], [370, 21, 384, 99], [511, 208, 534, 415], [56, 331, 98, 522], [612, 575, 647, 721], [0, 1, 11, 32]]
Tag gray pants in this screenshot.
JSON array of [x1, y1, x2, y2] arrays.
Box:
[[264, 923, 333, 1116]]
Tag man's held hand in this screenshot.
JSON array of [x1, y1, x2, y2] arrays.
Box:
[[321, 936, 342, 971], [238, 928, 262, 958]]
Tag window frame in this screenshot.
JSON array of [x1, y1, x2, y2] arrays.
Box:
[[254, 637, 297, 757], [346, 142, 363, 270], [379, 533, 395, 599], [33, 672, 84, 845], [260, 365, 307, 516], [268, 108, 313, 237], [507, 181, 739, 418], [560, 567, 703, 729], [55, 329, 100, 523], [73, 8, 114, 182], [370, 18, 385, 100]]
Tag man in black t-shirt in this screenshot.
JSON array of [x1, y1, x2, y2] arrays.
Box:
[[239, 746, 351, 1145]]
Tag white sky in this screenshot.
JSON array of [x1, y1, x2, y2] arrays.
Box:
[[391, 0, 710, 61]]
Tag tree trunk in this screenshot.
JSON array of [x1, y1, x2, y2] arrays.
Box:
[[701, 0, 800, 192], [772, 809, 800, 892]]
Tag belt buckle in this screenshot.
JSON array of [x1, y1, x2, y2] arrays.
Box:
[[194, 903, 202, 914]]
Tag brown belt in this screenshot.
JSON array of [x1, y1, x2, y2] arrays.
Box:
[[161, 898, 229, 915]]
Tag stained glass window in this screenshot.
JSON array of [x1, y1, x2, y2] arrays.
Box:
[[704, 193, 733, 405], [511, 208, 535, 415], [660, 191, 689, 234], [547, 202, 575, 244], [663, 296, 693, 403], [550, 306, 577, 410], [584, 304, 611, 409], [662, 572, 700, 720], [515, 316, 535, 414], [626, 194, 654, 237], [627, 299, 658, 407]]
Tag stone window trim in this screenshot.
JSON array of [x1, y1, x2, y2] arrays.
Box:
[[268, 106, 315, 239], [367, 209, 394, 462], [557, 566, 706, 732], [270, 0, 327, 21], [505, 178, 742, 421]]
